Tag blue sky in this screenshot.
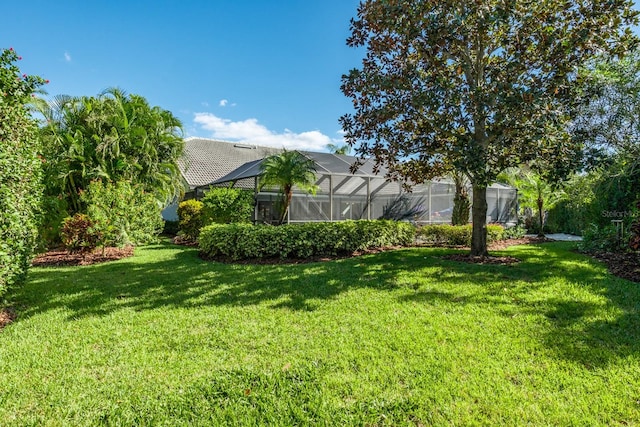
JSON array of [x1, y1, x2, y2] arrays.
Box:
[[2, 0, 363, 151]]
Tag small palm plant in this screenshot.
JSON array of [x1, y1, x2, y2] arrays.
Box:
[[259, 150, 318, 224]]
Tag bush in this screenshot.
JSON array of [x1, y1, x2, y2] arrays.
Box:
[[60, 214, 101, 253], [38, 195, 68, 250], [202, 187, 254, 224], [417, 224, 504, 246], [503, 224, 527, 240], [199, 220, 416, 260], [82, 180, 163, 247], [178, 199, 204, 241], [0, 48, 46, 297], [579, 223, 629, 253]]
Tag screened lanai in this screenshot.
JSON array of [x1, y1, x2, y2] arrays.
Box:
[[198, 151, 518, 225]]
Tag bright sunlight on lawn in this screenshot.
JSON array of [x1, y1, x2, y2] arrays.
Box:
[[1, 241, 639, 425]]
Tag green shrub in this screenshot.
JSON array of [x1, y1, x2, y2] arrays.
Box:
[[503, 224, 527, 240], [82, 181, 163, 247], [0, 48, 46, 297], [178, 199, 204, 241], [202, 187, 254, 224], [417, 224, 504, 246], [38, 195, 68, 250], [579, 223, 629, 253], [199, 220, 416, 260], [60, 214, 101, 253]]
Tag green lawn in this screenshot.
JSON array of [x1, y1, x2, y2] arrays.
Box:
[[1, 240, 639, 425]]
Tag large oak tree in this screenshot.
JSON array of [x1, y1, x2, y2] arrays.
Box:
[[341, 0, 638, 256]]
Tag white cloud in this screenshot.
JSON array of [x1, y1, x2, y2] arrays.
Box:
[[219, 99, 228, 107], [64, 52, 71, 62], [193, 112, 343, 152], [201, 101, 209, 107]]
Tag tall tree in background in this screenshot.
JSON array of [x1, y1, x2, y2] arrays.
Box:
[[39, 88, 184, 212], [572, 50, 640, 169], [259, 150, 318, 225], [341, 0, 638, 256], [0, 48, 46, 295], [326, 143, 351, 155]]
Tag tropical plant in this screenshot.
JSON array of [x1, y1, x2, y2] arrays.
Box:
[[340, 0, 638, 256], [259, 150, 318, 225], [38, 88, 184, 214], [60, 213, 101, 254], [500, 168, 566, 237], [0, 47, 46, 296]]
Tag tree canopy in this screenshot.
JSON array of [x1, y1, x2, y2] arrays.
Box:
[[341, 0, 638, 255], [572, 50, 640, 170], [39, 88, 184, 212]]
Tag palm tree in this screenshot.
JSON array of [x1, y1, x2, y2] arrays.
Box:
[[500, 167, 565, 237], [259, 150, 318, 224], [38, 88, 184, 212]]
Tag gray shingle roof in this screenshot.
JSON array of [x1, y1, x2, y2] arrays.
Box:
[[179, 137, 281, 189]]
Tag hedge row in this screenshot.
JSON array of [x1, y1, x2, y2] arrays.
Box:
[[0, 48, 45, 297], [199, 220, 416, 260], [417, 224, 505, 246]]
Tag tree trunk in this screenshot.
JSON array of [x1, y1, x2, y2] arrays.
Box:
[[279, 187, 293, 225], [471, 184, 489, 257], [537, 196, 545, 237]]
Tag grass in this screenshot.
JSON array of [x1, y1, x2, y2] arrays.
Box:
[[1, 240, 639, 425]]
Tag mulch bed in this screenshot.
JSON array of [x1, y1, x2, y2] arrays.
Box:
[[32, 246, 134, 267], [0, 307, 17, 330], [586, 251, 640, 283]]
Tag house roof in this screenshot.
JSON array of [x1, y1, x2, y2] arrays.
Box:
[[179, 137, 281, 189], [208, 151, 383, 187]]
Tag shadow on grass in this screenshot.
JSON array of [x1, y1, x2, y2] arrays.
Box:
[[18, 240, 640, 367]]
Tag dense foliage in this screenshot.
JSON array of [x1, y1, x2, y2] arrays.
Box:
[[548, 53, 640, 239], [178, 199, 204, 241], [82, 180, 163, 247], [60, 213, 101, 253], [341, 0, 638, 255], [39, 88, 184, 214], [199, 220, 416, 260], [417, 224, 504, 246], [59, 181, 163, 252], [201, 187, 254, 224], [0, 48, 45, 296]]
